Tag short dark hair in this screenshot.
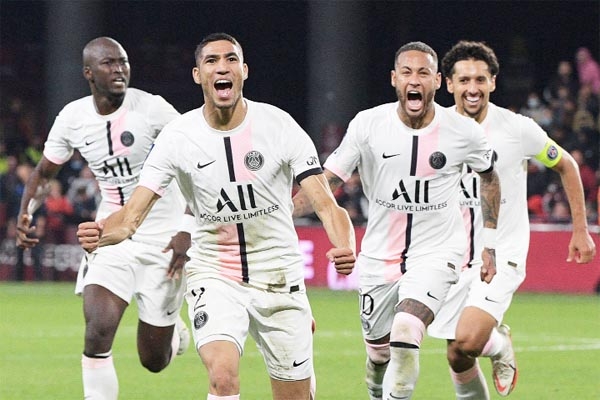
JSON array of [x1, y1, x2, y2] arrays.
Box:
[[441, 40, 499, 78], [194, 32, 243, 64], [395, 41, 438, 69]]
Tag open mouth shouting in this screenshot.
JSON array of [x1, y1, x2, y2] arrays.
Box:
[[215, 79, 233, 100]]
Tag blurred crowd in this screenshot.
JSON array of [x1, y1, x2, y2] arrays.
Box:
[[1, 47, 600, 262]]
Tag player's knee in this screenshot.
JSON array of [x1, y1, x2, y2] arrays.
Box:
[[365, 341, 390, 365], [139, 352, 170, 373], [209, 371, 240, 395], [455, 333, 484, 358], [446, 340, 475, 372]]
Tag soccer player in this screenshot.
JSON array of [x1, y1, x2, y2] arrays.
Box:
[[293, 41, 501, 400], [428, 40, 596, 399], [16, 37, 191, 400], [77, 32, 356, 400]]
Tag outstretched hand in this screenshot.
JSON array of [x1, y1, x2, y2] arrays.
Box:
[[326, 247, 356, 275], [77, 220, 104, 253], [163, 231, 191, 279], [16, 213, 39, 249]]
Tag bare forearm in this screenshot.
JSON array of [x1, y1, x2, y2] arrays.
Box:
[[479, 169, 501, 229], [315, 205, 356, 254], [558, 158, 588, 230]]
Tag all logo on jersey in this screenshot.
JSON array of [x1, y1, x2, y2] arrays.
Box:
[[547, 145, 558, 160], [244, 150, 264, 171], [392, 179, 430, 203], [120, 131, 135, 147], [216, 185, 257, 212], [429, 151, 446, 169]]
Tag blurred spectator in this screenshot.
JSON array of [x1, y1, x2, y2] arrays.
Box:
[[543, 60, 580, 106], [548, 85, 577, 129], [527, 160, 549, 222], [520, 91, 553, 130], [334, 171, 368, 225], [575, 47, 600, 95], [571, 108, 599, 167], [66, 165, 99, 205], [548, 199, 572, 223], [576, 83, 599, 120], [43, 179, 73, 244], [55, 150, 86, 193], [70, 185, 98, 225]]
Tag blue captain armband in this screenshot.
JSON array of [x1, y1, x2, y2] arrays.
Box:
[[534, 139, 562, 168]]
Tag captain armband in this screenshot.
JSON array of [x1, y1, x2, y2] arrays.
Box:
[[534, 139, 562, 168]]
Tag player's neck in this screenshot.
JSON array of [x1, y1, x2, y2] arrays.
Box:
[[93, 93, 125, 115], [203, 98, 247, 131]]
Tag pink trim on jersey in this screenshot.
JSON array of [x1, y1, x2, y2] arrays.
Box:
[[139, 182, 167, 197], [324, 164, 352, 182], [216, 224, 243, 281], [230, 123, 256, 182], [43, 151, 69, 165], [384, 211, 406, 282], [415, 123, 440, 177], [110, 111, 131, 156]]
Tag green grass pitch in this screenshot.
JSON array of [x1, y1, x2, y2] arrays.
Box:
[[1, 283, 599, 399]]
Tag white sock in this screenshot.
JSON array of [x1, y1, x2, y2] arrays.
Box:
[[170, 325, 181, 361], [450, 359, 490, 400], [310, 367, 317, 400], [207, 395, 240, 399], [82, 353, 118, 400], [382, 312, 425, 400], [366, 357, 388, 400], [481, 327, 504, 358]]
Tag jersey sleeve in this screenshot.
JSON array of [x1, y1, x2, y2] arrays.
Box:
[[138, 129, 177, 197], [322, 116, 362, 182], [465, 121, 495, 173], [146, 95, 181, 139], [285, 117, 323, 184], [43, 105, 77, 165], [518, 115, 563, 168]]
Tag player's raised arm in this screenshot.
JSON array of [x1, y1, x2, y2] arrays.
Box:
[[77, 186, 160, 252], [298, 173, 356, 275]]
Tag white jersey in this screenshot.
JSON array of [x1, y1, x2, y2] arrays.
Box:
[[324, 102, 494, 286], [43, 88, 185, 245], [139, 99, 323, 292], [459, 103, 553, 268]]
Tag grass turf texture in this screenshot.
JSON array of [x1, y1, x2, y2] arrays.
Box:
[[1, 283, 599, 399]]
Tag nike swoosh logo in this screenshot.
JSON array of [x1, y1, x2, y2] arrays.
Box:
[[166, 309, 177, 316], [485, 296, 499, 303], [382, 153, 401, 159], [292, 358, 309, 367], [197, 160, 216, 169], [426, 291, 439, 301], [85, 140, 96, 146]]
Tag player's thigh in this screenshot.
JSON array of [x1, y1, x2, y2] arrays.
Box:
[[428, 267, 478, 340], [132, 241, 186, 327], [185, 278, 250, 356], [250, 288, 313, 382], [397, 257, 460, 317], [464, 259, 525, 323], [359, 282, 400, 341]]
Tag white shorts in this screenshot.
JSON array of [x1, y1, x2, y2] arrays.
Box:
[[360, 256, 459, 341], [428, 259, 526, 339], [75, 239, 185, 327], [185, 277, 313, 381]]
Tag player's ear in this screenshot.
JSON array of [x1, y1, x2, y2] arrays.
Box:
[[243, 63, 248, 81], [446, 77, 454, 93], [192, 67, 201, 85], [83, 66, 92, 82], [490, 75, 497, 93]]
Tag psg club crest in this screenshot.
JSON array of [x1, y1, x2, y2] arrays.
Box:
[[547, 145, 559, 160], [244, 150, 264, 171], [194, 311, 208, 330], [429, 151, 446, 169], [120, 131, 135, 147]]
